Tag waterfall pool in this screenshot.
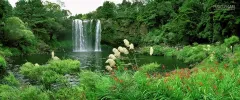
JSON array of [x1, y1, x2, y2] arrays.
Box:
[[10, 45, 187, 72]]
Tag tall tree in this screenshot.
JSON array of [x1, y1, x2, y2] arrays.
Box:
[[0, 0, 13, 42], [14, 0, 70, 42]]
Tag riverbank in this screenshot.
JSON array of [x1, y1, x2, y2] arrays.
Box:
[[138, 42, 240, 66], [0, 37, 239, 99], [0, 43, 239, 99]]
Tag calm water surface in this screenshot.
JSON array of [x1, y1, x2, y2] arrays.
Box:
[[11, 45, 187, 71]]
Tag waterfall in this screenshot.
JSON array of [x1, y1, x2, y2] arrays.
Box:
[[72, 19, 101, 52], [95, 20, 101, 52]]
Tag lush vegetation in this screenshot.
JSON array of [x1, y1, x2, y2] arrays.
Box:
[[0, 38, 240, 99], [74, 0, 239, 46], [0, 0, 72, 56], [139, 36, 239, 65], [0, 0, 240, 99]]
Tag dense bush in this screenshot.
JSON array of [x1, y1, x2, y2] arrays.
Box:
[[224, 36, 239, 46], [138, 43, 234, 65], [177, 45, 208, 64], [50, 87, 84, 100], [74, 62, 240, 99], [20, 59, 80, 89], [48, 59, 80, 74], [0, 73, 49, 100], [4, 17, 35, 46], [2, 73, 20, 87], [0, 85, 49, 100], [0, 55, 7, 70], [1, 43, 240, 99], [138, 45, 177, 57]]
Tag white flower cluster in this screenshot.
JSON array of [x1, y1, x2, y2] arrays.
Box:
[[35, 63, 40, 67], [210, 51, 215, 62], [203, 45, 211, 51], [105, 39, 134, 72]]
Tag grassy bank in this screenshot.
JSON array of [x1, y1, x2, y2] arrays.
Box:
[[0, 38, 240, 99], [138, 36, 240, 66], [0, 51, 239, 99]]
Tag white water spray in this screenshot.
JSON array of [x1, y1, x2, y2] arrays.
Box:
[[72, 19, 101, 52]]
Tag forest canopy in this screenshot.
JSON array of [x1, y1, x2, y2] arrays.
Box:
[[73, 0, 240, 46]]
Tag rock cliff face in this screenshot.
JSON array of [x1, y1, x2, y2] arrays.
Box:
[[101, 19, 148, 46]]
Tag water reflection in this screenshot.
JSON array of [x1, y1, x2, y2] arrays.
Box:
[[69, 52, 103, 71], [10, 46, 187, 71]]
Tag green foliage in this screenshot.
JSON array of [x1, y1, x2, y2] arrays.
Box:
[[48, 59, 80, 74], [0, 0, 13, 42], [0, 85, 49, 100], [50, 87, 84, 100], [139, 63, 160, 73], [139, 44, 230, 64], [1, 42, 240, 99], [50, 40, 72, 51], [73, 60, 240, 99], [79, 70, 101, 90], [0, 0, 12, 20], [20, 59, 80, 89], [4, 17, 35, 47], [0, 55, 7, 69], [78, 0, 240, 46], [0, 47, 13, 57], [224, 35, 239, 47], [177, 45, 208, 64], [95, 1, 116, 19], [14, 0, 71, 42], [142, 29, 166, 45], [139, 45, 177, 57], [41, 70, 66, 89], [2, 73, 20, 87]]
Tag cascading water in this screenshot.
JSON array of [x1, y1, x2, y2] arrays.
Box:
[[95, 20, 101, 52], [72, 19, 101, 52]]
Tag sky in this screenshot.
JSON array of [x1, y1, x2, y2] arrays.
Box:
[[8, 0, 123, 15]]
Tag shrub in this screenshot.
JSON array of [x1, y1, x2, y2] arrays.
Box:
[[20, 59, 80, 89], [0, 55, 7, 69], [50, 87, 84, 100], [139, 45, 177, 56], [138, 63, 160, 73], [20, 62, 41, 79], [0, 85, 20, 99], [41, 70, 67, 89], [48, 59, 80, 74], [79, 70, 101, 91], [4, 17, 35, 47], [19, 86, 50, 100], [0, 85, 49, 100], [224, 36, 239, 47], [177, 45, 208, 64], [2, 73, 20, 87], [0, 47, 12, 57]]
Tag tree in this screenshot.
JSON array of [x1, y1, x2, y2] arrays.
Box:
[[95, 1, 116, 19], [4, 17, 35, 47], [0, 0, 13, 42], [14, 0, 70, 42], [0, 0, 12, 20]]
